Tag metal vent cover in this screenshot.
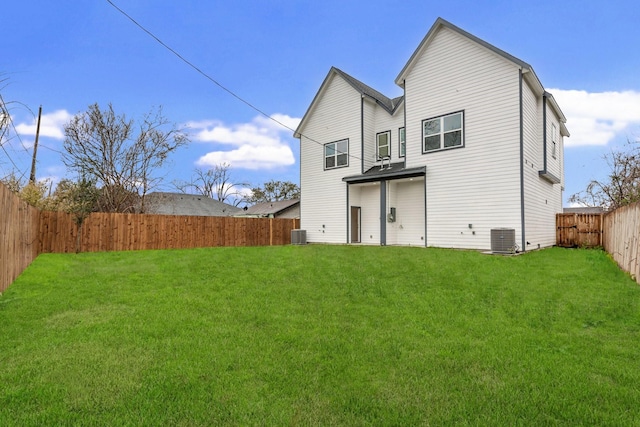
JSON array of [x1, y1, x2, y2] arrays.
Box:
[[490, 228, 516, 253], [291, 229, 307, 245]]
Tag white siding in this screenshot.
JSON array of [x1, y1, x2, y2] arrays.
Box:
[[522, 80, 563, 248], [359, 184, 381, 245], [362, 100, 377, 173], [299, 74, 362, 243], [403, 26, 522, 250], [545, 106, 563, 180], [372, 101, 405, 168], [386, 179, 425, 246]]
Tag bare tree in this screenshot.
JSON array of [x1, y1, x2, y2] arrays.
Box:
[[247, 179, 300, 204], [0, 78, 10, 145], [62, 103, 188, 213], [569, 139, 640, 210], [0, 99, 9, 145], [174, 162, 249, 206]]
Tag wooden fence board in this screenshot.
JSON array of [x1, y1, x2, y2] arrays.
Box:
[[36, 212, 299, 253], [556, 213, 603, 247], [603, 203, 640, 285], [0, 183, 40, 292]]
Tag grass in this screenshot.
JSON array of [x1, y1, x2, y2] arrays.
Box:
[[0, 245, 639, 425]]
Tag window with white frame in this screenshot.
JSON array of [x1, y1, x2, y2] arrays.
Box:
[[399, 127, 406, 157], [551, 123, 557, 159], [324, 139, 348, 169], [422, 111, 464, 153], [377, 131, 390, 159]]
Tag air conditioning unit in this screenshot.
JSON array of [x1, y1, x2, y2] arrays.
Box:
[[291, 229, 307, 245], [490, 228, 516, 253]]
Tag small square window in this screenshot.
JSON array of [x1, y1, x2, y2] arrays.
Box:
[[324, 139, 349, 170]]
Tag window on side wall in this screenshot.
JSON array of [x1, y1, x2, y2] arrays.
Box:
[[324, 139, 349, 170], [399, 127, 406, 157], [376, 131, 390, 159], [551, 123, 557, 159], [422, 111, 464, 153]]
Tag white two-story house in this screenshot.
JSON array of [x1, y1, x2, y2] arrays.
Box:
[[294, 17, 569, 251]]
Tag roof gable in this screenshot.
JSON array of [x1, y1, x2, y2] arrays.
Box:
[[395, 17, 532, 87], [294, 67, 403, 138]]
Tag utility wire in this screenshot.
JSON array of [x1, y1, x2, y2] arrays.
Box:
[[105, 0, 366, 165]]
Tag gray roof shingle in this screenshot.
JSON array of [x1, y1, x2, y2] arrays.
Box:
[[145, 192, 241, 216]]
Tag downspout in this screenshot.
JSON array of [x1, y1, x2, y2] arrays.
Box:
[[542, 94, 548, 172], [361, 95, 365, 174], [519, 69, 526, 252], [403, 80, 407, 168], [380, 179, 387, 245]]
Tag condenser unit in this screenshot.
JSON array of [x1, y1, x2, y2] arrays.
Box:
[[490, 228, 516, 253], [291, 229, 307, 245]]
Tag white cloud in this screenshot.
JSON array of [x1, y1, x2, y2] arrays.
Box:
[[191, 114, 301, 170], [14, 109, 72, 140], [548, 89, 640, 147]]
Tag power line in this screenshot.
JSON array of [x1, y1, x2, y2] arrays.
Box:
[[104, 0, 365, 166]]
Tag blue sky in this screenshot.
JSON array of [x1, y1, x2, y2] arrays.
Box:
[[2, 0, 640, 205]]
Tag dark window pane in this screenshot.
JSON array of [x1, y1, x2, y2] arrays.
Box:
[[337, 154, 348, 166], [326, 156, 335, 169], [424, 135, 440, 151], [443, 130, 461, 147]]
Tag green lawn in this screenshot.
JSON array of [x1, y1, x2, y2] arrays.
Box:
[[1, 245, 639, 425]]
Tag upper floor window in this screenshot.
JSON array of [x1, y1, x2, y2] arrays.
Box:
[[324, 139, 348, 169], [551, 123, 557, 159], [399, 127, 406, 157], [422, 111, 464, 153], [377, 131, 390, 159]]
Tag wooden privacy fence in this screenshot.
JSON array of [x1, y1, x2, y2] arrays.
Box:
[[556, 206, 640, 285], [1, 181, 300, 291], [603, 203, 640, 284], [39, 211, 300, 253], [1, 183, 40, 293], [556, 213, 604, 248]]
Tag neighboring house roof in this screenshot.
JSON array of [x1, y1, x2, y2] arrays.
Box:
[[145, 192, 241, 216], [238, 199, 300, 217], [563, 206, 606, 214]]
